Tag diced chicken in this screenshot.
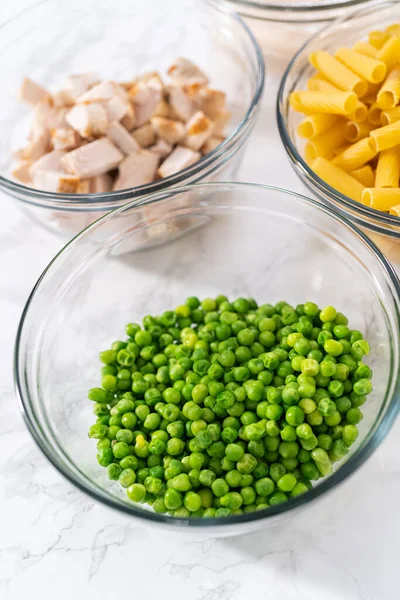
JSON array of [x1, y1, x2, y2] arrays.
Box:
[[51, 128, 79, 150], [195, 88, 226, 120], [12, 162, 32, 184], [157, 146, 200, 178], [201, 136, 225, 155], [77, 80, 118, 104], [212, 110, 232, 136], [64, 73, 100, 99], [32, 170, 80, 193], [168, 58, 208, 87], [61, 138, 123, 178], [19, 77, 51, 106], [121, 103, 136, 130], [106, 121, 140, 154], [66, 103, 108, 138], [167, 83, 195, 122], [129, 79, 162, 127], [91, 174, 113, 193], [154, 99, 172, 118], [19, 129, 50, 161], [182, 111, 213, 151], [150, 117, 185, 145], [54, 108, 70, 129], [29, 149, 66, 178], [132, 124, 156, 148], [77, 180, 91, 193], [149, 138, 173, 158], [52, 89, 75, 108], [106, 95, 131, 122], [113, 150, 159, 190]]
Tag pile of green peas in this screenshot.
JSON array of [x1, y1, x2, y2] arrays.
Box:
[[88, 296, 372, 518]]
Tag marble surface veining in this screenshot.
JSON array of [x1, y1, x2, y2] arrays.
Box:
[[1, 2, 399, 599]]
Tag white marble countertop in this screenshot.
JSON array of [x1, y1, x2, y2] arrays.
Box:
[[1, 2, 399, 599]]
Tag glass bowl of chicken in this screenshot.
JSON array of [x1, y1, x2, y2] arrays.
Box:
[[0, 0, 264, 237]]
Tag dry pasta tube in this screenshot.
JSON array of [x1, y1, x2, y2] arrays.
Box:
[[377, 66, 400, 109], [376, 36, 400, 71], [369, 30, 389, 49], [297, 114, 340, 139], [344, 120, 374, 142], [352, 41, 377, 57], [333, 144, 351, 156], [304, 124, 347, 162], [335, 48, 387, 83], [369, 120, 400, 152], [308, 78, 340, 93], [362, 94, 378, 106], [348, 101, 368, 123], [389, 204, 400, 216], [351, 165, 375, 187], [385, 24, 400, 38], [362, 188, 400, 210], [332, 137, 377, 172], [381, 107, 400, 125], [290, 91, 357, 115], [368, 102, 382, 125], [312, 157, 365, 202], [309, 51, 368, 97], [375, 146, 400, 188]]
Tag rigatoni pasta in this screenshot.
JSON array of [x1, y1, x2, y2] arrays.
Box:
[[289, 21, 400, 216]]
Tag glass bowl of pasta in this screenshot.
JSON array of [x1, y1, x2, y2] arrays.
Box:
[[277, 0, 400, 269]]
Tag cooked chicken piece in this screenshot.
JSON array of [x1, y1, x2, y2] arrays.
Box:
[[12, 162, 32, 184], [52, 89, 75, 108], [106, 121, 140, 154], [66, 103, 108, 138], [91, 173, 113, 193], [129, 79, 162, 127], [77, 80, 119, 104], [154, 99, 172, 118], [19, 129, 50, 161], [113, 150, 160, 190], [182, 111, 213, 151], [195, 88, 226, 120], [168, 58, 208, 87], [64, 73, 100, 99], [201, 135, 225, 155], [167, 83, 195, 122], [132, 123, 156, 148], [121, 103, 136, 130], [19, 77, 51, 106], [77, 180, 91, 193], [32, 170, 80, 193], [29, 149, 66, 178], [51, 128, 79, 151], [106, 95, 132, 122], [150, 117, 185, 145], [157, 146, 200, 178], [212, 110, 232, 136], [149, 138, 173, 158], [61, 138, 123, 178]]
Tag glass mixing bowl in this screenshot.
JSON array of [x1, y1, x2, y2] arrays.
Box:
[[277, 0, 400, 269], [15, 182, 400, 535], [0, 0, 264, 237]]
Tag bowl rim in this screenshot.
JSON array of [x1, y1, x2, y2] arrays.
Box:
[[276, 0, 400, 234], [229, 0, 375, 15], [0, 0, 265, 210], [14, 181, 400, 528]]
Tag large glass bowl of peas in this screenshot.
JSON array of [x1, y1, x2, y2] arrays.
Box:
[[15, 183, 400, 535]]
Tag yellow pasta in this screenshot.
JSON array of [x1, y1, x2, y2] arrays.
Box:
[[297, 114, 340, 139], [369, 30, 389, 49], [369, 120, 400, 152], [332, 137, 377, 172], [351, 165, 375, 187], [376, 36, 400, 71], [380, 107, 400, 126], [309, 51, 368, 97], [389, 204, 400, 216], [362, 188, 400, 210], [348, 101, 368, 123], [368, 103, 382, 125], [345, 121, 374, 142], [385, 24, 400, 38], [308, 78, 340, 93], [290, 91, 357, 115], [304, 124, 347, 162], [375, 146, 400, 187], [335, 48, 387, 83], [312, 157, 365, 202], [353, 41, 377, 57], [377, 66, 400, 109]]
